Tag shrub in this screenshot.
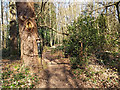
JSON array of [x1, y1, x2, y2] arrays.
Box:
[[64, 14, 107, 68]]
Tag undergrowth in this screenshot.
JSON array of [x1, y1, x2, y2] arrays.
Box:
[[2, 62, 40, 88]]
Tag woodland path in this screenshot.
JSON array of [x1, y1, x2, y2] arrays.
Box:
[[2, 47, 119, 88], [36, 49, 83, 88], [35, 47, 119, 88]]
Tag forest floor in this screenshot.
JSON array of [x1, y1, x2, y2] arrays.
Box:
[[1, 46, 120, 88]]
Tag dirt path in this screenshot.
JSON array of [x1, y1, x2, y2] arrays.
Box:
[[2, 48, 119, 88], [35, 49, 119, 88], [36, 50, 83, 88]]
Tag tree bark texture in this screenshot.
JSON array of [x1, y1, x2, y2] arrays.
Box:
[[9, 2, 18, 56], [16, 2, 40, 72]]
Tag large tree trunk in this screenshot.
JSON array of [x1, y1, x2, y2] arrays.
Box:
[[9, 2, 18, 56], [16, 2, 40, 72]]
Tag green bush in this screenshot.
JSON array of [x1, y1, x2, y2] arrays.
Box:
[[64, 14, 107, 68]]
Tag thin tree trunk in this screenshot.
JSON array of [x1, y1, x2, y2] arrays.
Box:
[[1, 0, 4, 49], [49, 3, 53, 47], [16, 2, 40, 73], [3, 11, 7, 49], [5, 11, 8, 49], [0, 2, 1, 50]]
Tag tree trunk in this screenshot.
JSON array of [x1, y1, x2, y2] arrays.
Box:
[[49, 3, 53, 47], [9, 2, 18, 56], [1, 0, 4, 48], [16, 2, 40, 73]]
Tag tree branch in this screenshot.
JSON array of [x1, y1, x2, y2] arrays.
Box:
[[38, 25, 69, 36], [81, 1, 120, 14], [115, 1, 120, 23], [40, 0, 49, 14]]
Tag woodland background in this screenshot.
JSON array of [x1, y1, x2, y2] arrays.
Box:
[[0, 0, 120, 88]]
